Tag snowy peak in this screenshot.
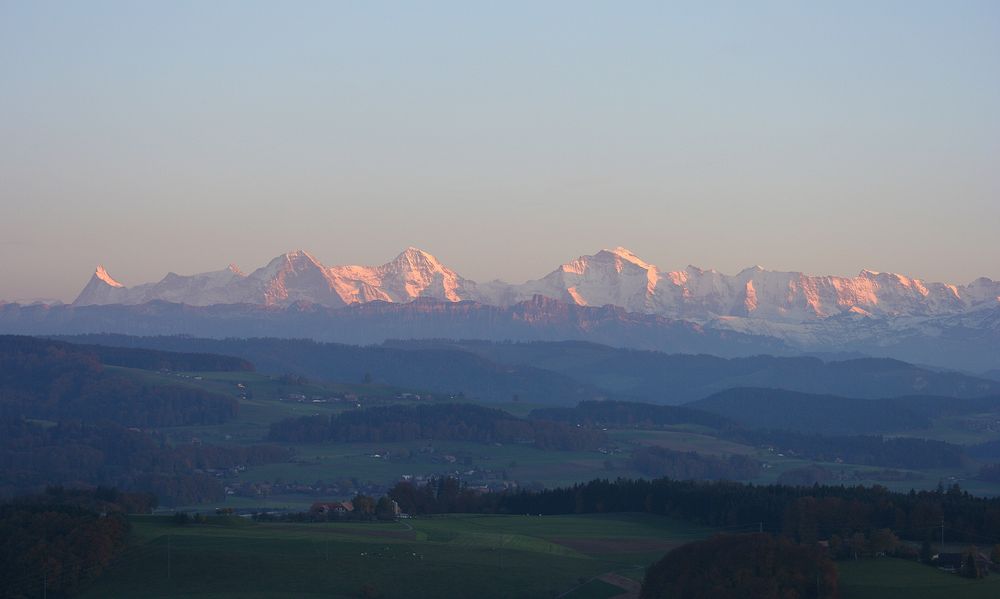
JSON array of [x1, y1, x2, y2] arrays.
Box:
[[373, 247, 471, 302], [265, 250, 323, 273], [387, 247, 444, 271], [73, 265, 129, 305], [68, 248, 1000, 322], [323, 247, 475, 304], [93, 266, 124, 288], [561, 247, 655, 275], [248, 250, 344, 307], [519, 248, 661, 311], [598, 246, 655, 270]]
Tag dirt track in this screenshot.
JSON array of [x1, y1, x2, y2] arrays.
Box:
[[599, 573, 642, 599]]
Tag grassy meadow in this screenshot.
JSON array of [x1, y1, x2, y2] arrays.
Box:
[[839, 558, 1000, 599], [78, 513, 710, 599]]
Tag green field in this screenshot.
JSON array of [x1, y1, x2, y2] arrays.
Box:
[[78, 515, 1000, 599], [125, 368, 440, 445], [240, 440, 635, 485], [107, 368, 1000, 507], [79, 513, 710, 599], [839, 558, 1000, 599]]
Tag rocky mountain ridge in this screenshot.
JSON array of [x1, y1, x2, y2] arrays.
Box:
[[72, 247, 1000, 324]]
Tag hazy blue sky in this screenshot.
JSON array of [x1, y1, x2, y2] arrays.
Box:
[[1, 1, 998, 301]]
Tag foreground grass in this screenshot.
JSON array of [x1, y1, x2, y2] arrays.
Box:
[[839, 558, 1000, 599], [79, 513, 708, 599]]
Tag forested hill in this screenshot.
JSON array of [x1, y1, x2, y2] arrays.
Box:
[[53, 335, 1000, 405], [2, 335, 253, 372], [74, 342, 253, 372], [55, 335, 605, 404], [688, 387, 1000, 435], [0, 336, 241, 426], [0, 487, 152, 599], [386, 339, 1000, 403]]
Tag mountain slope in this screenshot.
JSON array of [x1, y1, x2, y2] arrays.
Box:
[[18, 246, 1000, 372], [72, 248, 483, 308], [68, 247, 999, 323]]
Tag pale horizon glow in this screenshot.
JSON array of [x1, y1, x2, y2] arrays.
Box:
[[2, 1, 999, 301]]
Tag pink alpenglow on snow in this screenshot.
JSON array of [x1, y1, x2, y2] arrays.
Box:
[[71, 247, 1000, 326]]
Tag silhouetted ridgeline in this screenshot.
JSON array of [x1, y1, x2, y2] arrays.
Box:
[[268, 403, 606, 450], [0, 336, 239, 426]]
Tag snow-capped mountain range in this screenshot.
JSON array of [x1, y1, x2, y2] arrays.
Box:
[[74, 246, 1000, 324]]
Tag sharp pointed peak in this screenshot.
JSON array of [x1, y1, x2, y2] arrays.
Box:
[[93, 265, 124, 288]]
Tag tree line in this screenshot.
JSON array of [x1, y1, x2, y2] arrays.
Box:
[[641, 532, 837, 599], [0, 487, 153, 599], [0, 336, 239, 427], [387, 476, 1000, 546]]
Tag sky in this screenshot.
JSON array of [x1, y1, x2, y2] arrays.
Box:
[[1, 1, 998, 301]]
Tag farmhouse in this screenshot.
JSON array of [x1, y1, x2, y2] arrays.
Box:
[[310, 501, 354, 515], [934, 553, 963, 572]]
